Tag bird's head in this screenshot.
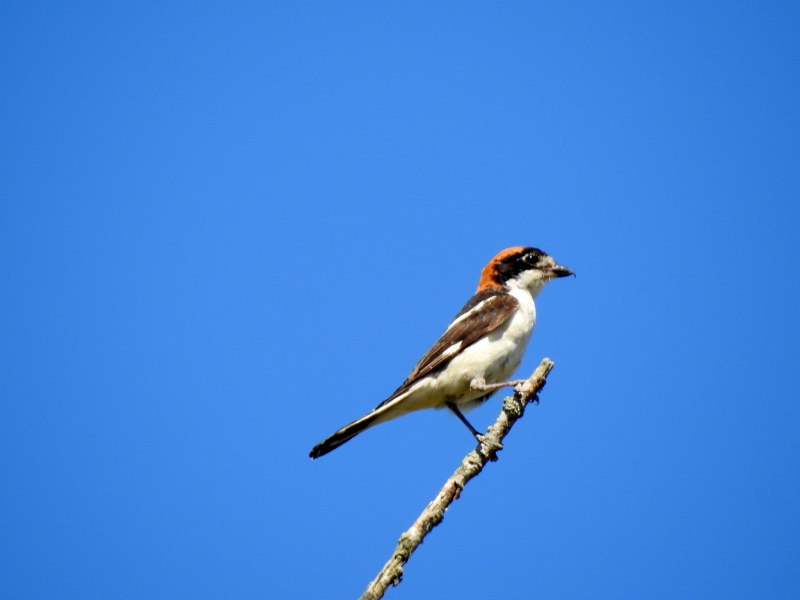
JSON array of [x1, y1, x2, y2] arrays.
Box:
[[478, 246, 574, 297]]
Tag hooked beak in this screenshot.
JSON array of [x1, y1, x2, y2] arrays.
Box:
[[548, 264, 575, 278]]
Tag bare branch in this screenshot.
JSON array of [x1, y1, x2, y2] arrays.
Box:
[[358, 358, 555, 600]]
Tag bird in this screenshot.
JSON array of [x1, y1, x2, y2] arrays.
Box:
[[309, 246, 573, 459]]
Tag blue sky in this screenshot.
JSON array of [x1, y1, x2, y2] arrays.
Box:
[[1, 2, 798, 599]]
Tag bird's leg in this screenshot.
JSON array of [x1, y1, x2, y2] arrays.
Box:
[[446, 402, 484, 441], [470, 377, 529, 394]]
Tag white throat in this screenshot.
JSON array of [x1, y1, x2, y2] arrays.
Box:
[[506, 272, 549, 299]]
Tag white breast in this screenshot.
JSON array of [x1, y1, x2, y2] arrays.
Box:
[[376, 286, 538, 420], [475, 286, 536, 382], [418, 287, 536, 406]]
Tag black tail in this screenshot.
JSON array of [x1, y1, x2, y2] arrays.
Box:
[[309, 410, 383, 459]]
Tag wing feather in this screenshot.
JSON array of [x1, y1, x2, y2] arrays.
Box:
[[375, 291, 518, 408]]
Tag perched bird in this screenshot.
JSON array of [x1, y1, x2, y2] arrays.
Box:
[[309, 246, 573, 459]]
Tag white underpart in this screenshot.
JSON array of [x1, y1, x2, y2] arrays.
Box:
[[374, 271, 551, 424]]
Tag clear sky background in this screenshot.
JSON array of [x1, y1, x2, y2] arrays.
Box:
[[1, 2, 799, 599]]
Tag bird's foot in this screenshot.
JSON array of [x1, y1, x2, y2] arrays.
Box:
[[469, 377, 487, 391], [477, 436, 504, 462], [470, 378, 529, 393]]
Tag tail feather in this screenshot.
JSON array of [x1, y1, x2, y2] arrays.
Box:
[[309, 410, 383, 459]]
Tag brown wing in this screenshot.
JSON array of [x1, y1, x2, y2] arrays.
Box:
[[375, 291, 519, 408]]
